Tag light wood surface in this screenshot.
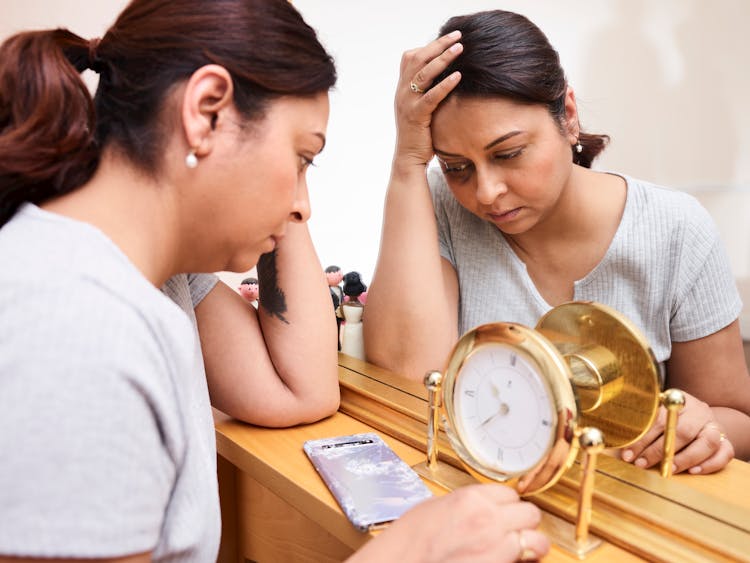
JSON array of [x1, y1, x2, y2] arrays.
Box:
[[215, 363, 750, 563], [216, 409, 672, 562]]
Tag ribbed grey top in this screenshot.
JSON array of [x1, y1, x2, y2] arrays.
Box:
[[431, 169, 742, 365]]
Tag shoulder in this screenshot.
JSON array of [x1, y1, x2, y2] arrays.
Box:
[[2, 259, 195, 386], [625, 175, 715, 226], [162, 273, 219, 314], [187, 273, 219, 304], [622, 175, 720, 245], [19, 278, 190, 367]]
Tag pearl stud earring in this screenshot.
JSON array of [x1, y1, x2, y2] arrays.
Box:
[[185, 149, 198, 169]]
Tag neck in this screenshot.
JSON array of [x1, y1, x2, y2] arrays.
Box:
[[503, 166, 609, 259], [42, 152, 181, 287]]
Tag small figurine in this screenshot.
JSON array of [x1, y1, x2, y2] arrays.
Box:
[[238, 277, 259, 308], [341, 271, 367, 360], [326, 265, 344, 350], [343, 271, 367, 304]]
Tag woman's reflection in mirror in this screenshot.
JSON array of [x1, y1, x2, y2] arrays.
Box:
[[364, 9, 750, 475]]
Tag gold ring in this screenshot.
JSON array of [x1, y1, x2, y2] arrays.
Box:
[[703, 422, 727, 442], [518, 529, 537, 561], [409, 81, 424, 94]]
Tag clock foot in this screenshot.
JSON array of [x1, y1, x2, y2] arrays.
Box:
[[411, 460, 479, 490], [538, 511, 603, 558]]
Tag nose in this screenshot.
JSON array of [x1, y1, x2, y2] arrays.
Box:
[[290, 179, 311, 223], [475, 169, 508, 206]]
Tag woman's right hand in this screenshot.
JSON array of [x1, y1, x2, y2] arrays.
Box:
[[349, 484, 550, 562], [393, 30, 463, 170]]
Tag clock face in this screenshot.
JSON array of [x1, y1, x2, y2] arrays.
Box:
[[453, 343, 556, 475]]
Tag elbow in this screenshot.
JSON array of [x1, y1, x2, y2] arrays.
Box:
[[364, 325, 425, 381], [280, 387, 339, 427], [307, 388, 341, 422], [362, 316, 395, 371], [293, 365, 341, 424], [220, 367, 341, 428], [247, 388, 340, 428]]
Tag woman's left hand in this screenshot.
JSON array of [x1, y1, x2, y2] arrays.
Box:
[[619, 391, 735, 474]]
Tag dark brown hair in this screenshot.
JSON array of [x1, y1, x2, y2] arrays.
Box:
[[435, 10, 608, 168], [0, 0, 336, 227]]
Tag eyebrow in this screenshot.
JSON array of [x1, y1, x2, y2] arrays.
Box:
[[434, 130, 523, 157], [483, 131, 522, 150]]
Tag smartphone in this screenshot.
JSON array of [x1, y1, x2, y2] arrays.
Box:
[[303, 432, 433, 532]]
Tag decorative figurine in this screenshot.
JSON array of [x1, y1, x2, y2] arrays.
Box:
[[342, 271, 367, 304], [238, 277, 259, 308], [325, 265, 344, 350], [341, 271, 367, 360]]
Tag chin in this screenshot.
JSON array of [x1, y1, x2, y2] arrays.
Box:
[[223, 253, 262, 274]]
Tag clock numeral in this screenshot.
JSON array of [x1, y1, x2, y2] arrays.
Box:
[[541, 419, 550, 426], [510, 353, 517, 367], [464, 389, 475, 398], [497, 447, 503, 462]]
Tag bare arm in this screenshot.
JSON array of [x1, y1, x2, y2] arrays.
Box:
[[622, 320, 750, 473], [364, 32, 464, 380], [196, 221, 340, 427]]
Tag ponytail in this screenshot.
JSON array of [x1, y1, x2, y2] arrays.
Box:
[[573, 131, 610, 169], [0, 29, 99, 227]]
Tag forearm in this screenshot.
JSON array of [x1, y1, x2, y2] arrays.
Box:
[[365, 162, 457, 379], [255, 221, 340, 419], [665, 323, 750, 463]]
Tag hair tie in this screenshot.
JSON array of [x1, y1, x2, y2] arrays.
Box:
[[87, 37, 103, 73]]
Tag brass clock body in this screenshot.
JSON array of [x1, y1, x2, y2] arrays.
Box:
[[441, 302, 660, 495]]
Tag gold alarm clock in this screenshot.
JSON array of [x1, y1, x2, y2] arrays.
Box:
[[438, 301, 661, 495]]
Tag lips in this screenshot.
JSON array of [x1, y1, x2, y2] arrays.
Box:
[[487, 207, 522, 223]]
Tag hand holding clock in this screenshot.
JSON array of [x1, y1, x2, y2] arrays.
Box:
[[620, 391, 734, 475]]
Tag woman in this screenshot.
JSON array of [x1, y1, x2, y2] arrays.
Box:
[[0, 1, 548, 561], [365, 9, 750, 476]]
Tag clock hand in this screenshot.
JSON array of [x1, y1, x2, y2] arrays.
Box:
[[478, 380, 511, 427], [479, 412, 497, 427], [479, 402, 510, 427]]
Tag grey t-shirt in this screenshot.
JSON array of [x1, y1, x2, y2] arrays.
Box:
[[0, 204, 220, 561], [430, 168, 742, 365]]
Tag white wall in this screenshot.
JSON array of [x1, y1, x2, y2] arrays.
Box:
[[4, 0, 750, 286]]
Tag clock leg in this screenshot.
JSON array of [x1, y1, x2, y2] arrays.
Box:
[[424, 370, 443, 470], [659, 389, 686, 478], [575, 427, 605, 556], [413, 370, 479, 490]]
